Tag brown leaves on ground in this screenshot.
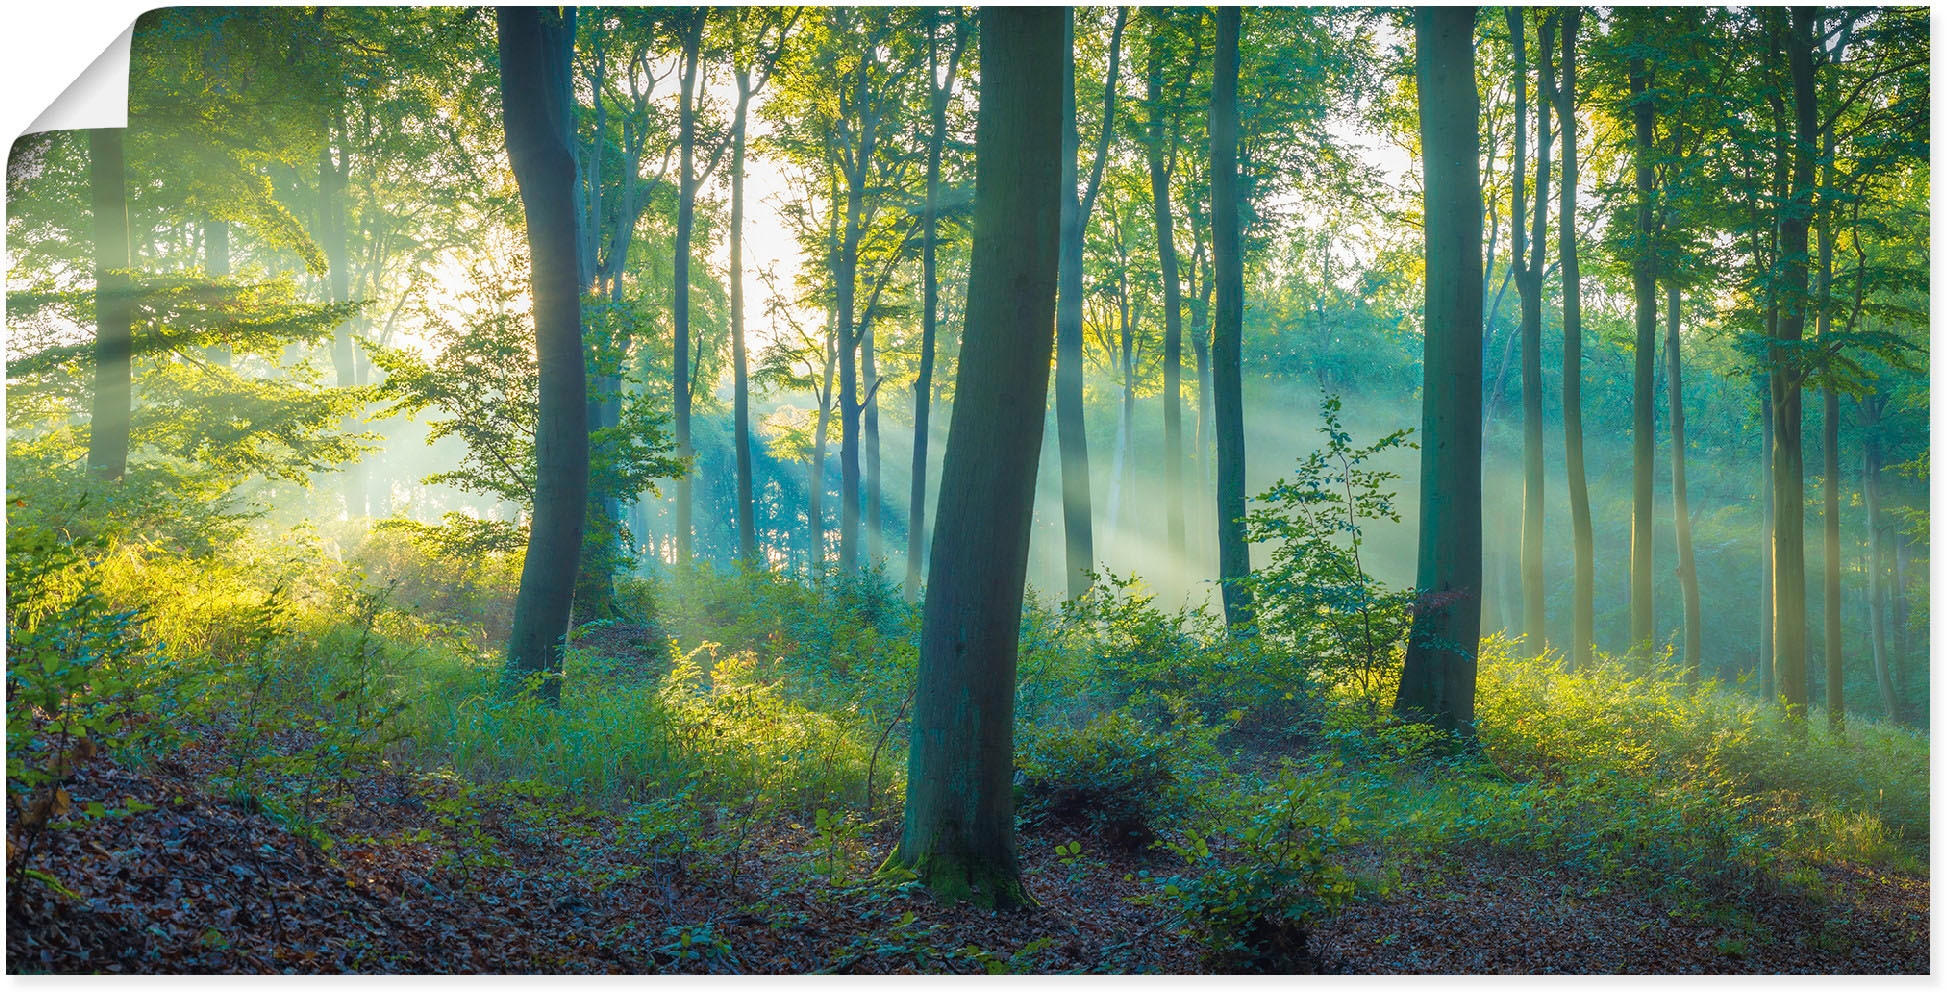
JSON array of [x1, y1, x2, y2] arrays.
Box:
[[5, 739, 1928, 974]]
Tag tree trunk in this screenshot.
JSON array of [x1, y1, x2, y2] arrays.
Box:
[[1628, 56, 1657, 655], [731, 74, 758, 569], [836, 66, 870, 575], [1510, 10, 1554, 654], [499, 6, 587, 706], [672, 13, 703, 567], [1053, 9, 1125, 600], [1395, 6, 1484, 734], [1822, 385, 1843, 729], [87, 128, 133, 482], [1759, 373, 1775, 698], [1667, 284, 1702, 681], [907, 13, 959, 601], [1771, 7, 1815, 721], [1210, 6, 1252, 629], [1861, 396, 1898, 721], [891, 6, 1062, 909], [1555, 9, 1594, 671], [1816, 132, 1840, 729], [1146, 31, 1187, 570], [864, 312, 882, 567]]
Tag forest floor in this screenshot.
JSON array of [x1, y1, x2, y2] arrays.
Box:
[[7, 723, 1928, 975]]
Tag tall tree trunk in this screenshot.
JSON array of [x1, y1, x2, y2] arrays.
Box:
[[1667, 284, 1702, 681], [731, 73, 758, 569], [1053, 8, 1125, 600], [671, 14, 703, 567], [1861, 396, 1898, 721], [1759, 373, 1775, 698], [1822, 385, 1843, 729], [1771, 7, 1815, 720], [1395, 5, 1484, 734], [1210, 6, 1252, 629], [1510, 10, 1553, 654], [499, 6, 587, 707], [836, 63, 870, 575], [864, 313, 882, 566], [1627, 56, 1657, 654], [1146, 29, 1187, 570], [1555, 9, 1594, 670], [810, 353, 834, 578], [1190, 247, 1215, 576], [891, 6, 1062, 908], [87, 128, 133, 482], [1816, 131, 1840, 729], [203, 220, 231, 367], [906, 13, 958, 601]]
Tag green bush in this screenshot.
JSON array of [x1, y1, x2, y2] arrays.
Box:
[[1017, 709, 1215, 849], [1147, 771, 1359, 972]]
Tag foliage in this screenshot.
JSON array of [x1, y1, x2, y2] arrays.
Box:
[[1016, 710, 1209, 850], [1144, 770, 1359, 972]]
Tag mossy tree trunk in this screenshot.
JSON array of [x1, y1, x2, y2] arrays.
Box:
[[890, 6, 1062, 910]]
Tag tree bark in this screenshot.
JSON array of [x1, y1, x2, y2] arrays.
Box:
[[87, 128, 133, 482], [1628, 56, 1657, 655], [1210, 6, 1252, 629], [499, 6, 587, 706], [891, 6, 1062, 909], [1395, 6, 1483, 734]]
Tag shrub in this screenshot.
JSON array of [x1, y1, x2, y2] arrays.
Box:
[[1146, 771, 1359, 972], [1016, 709, 1214, 849]]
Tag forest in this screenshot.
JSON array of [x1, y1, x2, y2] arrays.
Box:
[[3, 4, 1931, 975]]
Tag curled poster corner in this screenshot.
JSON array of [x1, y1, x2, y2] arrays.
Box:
[[23, 23, 134, 136]]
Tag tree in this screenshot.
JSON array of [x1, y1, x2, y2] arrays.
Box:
[[1054, 7, 1127, 601], [727, 8, 797, 569], [1144, 8, 1190, 570], [1506, 9, 1554, 654], [1627, 46, 1658, 654], [1393, 6, 1483, 735], [1209, 6, 1252, 629], [891, 6, 1062, 909], [85, 128, 134, 482], [1770, 7, 1815, 721], [1555, 8, 1595, 671], [498, 6, 587, 706], [905, 8, 968, 601]]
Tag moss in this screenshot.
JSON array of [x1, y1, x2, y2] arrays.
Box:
[[879, 844, 1037, 911]]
